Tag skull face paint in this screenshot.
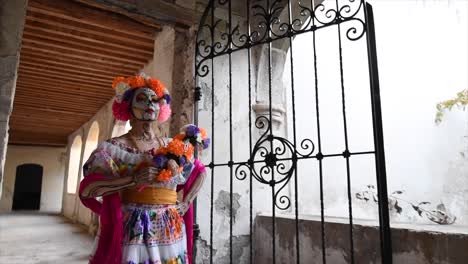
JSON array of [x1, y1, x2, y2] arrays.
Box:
[[131, 87, 160, 121]]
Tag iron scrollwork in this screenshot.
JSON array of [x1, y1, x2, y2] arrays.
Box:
[[195, 0, 367, 78], [235, 116, 315, 210]]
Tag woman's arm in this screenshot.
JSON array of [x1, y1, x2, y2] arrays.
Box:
[[80, 167, 160, 198], [181, 172, 206, 204], [176, 161, 207, 215]]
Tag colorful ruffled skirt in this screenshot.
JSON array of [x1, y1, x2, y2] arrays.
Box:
[[91, 203, 188, 264]]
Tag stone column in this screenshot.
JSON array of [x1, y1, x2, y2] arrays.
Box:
[[253, 45, 289, 137], [0, 0, 28, 199], [152, 25, 197, 137]]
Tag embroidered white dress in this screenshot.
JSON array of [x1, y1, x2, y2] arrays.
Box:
[[83, 139, 189, 264]]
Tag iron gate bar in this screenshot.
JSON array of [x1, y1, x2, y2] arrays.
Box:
[[334, 0, 355, 263], [364, 2, 393, 263], [266, 0, 278, 263], [246, 0, 254, 262], [311, 2, 328, 262], [208, 150, 376, 168], [228, 0, 234, 262], [285, 0, 300, 262], [194, 1, 392, 263], [209, 1, 215, 263]]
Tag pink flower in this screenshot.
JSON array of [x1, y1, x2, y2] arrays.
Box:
[[112, 100, 131, 121], [158, 104, 171, 123]]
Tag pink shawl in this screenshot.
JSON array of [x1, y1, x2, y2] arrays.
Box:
[[79, 174, 123, 264], [177, 159, 206, 264]]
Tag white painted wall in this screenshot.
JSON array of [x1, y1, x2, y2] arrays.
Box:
[[283, 0, 468, 225], [0, 145, 66, 213]]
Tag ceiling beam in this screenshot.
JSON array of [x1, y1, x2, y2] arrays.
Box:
[[73, 0, 198, 29], [19, 53, 135, 77], [20, 60, 120, 81], [17, 75, 111, 92], [28, 0, 158, 39], [15, 82, 113, 99], [22, 37, 149, 65], [18, 66, 112, 87], [20, 45, 142, 70], [13, 95, 106, 111], [9, 120, 83, 130], [22, 32, 150, 63], [23, 21, 153, 56], [26, 12, 154, 50], [12, 104, 97, 117], [14, 85, 110, 102]]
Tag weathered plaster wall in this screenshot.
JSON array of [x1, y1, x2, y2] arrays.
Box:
[[0, 0, 28, 199], [0, 145, 66, 213], [254, 214, 468, 264], [195, 44, 279, 263]]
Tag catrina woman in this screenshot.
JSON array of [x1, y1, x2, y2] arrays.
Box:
[[79, 74, 206, 264]]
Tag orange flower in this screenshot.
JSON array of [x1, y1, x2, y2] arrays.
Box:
[[147, 78, 165, 97], [112, 77, 126, 90], [173, 133, 185, 141], [167, 139, 185, 156], [126, 76, 146, 88], [156, 169, 172, 181], [199, 128, 207, 139]]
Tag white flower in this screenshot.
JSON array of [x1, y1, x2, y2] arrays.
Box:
[[115, 82, 130, 95], [114, 95, 123, 103]]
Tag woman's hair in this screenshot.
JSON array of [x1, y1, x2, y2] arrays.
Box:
[[111, 75, 172, 123]]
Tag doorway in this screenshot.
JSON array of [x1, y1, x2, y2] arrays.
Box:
[[12, 164, 43, 210]]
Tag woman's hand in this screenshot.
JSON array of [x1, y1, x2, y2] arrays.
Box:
[[167, 159, 179, 177], [133, 166, 160, 186], [176, 201, 190, 216]]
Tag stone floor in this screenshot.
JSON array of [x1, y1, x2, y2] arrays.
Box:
[[0, 212, 93, 264]]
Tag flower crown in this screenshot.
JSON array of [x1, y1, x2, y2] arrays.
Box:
[[111, 75, 172, 122]]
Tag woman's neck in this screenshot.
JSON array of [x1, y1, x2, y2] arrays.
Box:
[[128, 120, 158, 142]]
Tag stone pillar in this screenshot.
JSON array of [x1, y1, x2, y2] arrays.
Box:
[[153, 25, 197, 137], [0, 0, 28, 199], [254, 45, 289, 138]]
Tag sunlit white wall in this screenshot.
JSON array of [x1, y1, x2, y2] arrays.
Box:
[[286, 0, 468, 225]]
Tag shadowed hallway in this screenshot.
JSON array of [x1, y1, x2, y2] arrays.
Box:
[[0, 213, 93, 263]]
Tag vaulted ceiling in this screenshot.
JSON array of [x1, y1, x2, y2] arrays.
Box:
[[10, 0, 159, 146]]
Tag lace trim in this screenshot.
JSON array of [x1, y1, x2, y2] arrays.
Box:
[[107, 138, 166, 154]]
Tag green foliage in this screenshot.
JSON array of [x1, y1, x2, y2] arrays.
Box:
[[435, 89, 468, 124]]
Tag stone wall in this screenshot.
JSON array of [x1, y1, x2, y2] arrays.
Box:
[[0, 0, 28, 199], [254, 215, 468, 264]]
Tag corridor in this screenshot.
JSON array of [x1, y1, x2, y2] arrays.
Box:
[[0, 212, 93, 263]]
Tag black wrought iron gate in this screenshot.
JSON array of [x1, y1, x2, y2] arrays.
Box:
[[193, 0, 392, 263]]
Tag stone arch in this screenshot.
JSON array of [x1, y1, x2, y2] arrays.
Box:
[[81, 121, 100, 180], [111, 120, 132, 138], [67, 135, 82, 194]]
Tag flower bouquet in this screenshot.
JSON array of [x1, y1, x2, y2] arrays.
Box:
[[137, 125, 210, 188]]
